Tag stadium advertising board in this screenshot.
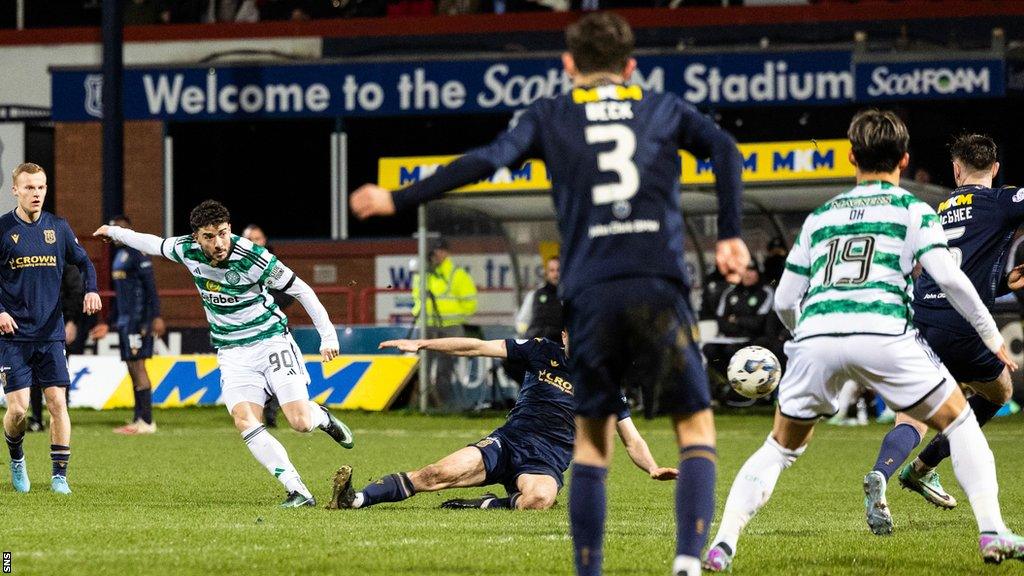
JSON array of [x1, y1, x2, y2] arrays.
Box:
[[374, 253, 543, 324], [378, 139, 855, 193], [64, 355, 416, 411], [855, 58, 1005, 101], [55, 49, 983, 121]]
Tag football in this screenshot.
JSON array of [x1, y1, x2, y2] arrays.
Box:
[[727, 346, 782, 399]]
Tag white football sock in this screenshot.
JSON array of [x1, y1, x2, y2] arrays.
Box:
[[945, 407, 1008, 534], [308, 401, 330, 431], [242, 424, 311, 498], [351, 492, 366, 509], [712, 434, 805, 554], [672, 555, 701, 576]]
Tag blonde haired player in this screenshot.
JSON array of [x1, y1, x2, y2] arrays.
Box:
[[94, 200, 353, 508]]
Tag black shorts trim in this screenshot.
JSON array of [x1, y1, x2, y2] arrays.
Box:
[[779, 409, 840, 422], [281, 273, 297, 293], [895, 378, 947, 413]]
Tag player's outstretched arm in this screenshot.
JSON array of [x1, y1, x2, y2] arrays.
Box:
[[93, 225, 169, 258], [1007, 264, 1024, 292], [920, 248, 1017, 370], [277, 270, 339, 362], [350, 108, 541, 220], [615, 417, 677, 481], [379, 338, 507, 358], [62, 220, 101, 315]]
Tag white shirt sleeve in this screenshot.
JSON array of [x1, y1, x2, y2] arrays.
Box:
[[906, 201, 949, 262], [919, 248, 1003, 353], [106, 226, 172, 258], [514, 289, 536, 337], [269, 261, 339, 352], [772, 220, 812, 332], [773, 270, 809, 333]]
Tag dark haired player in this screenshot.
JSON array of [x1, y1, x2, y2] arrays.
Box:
[[94, 200, 354, 508], [704, 112, 1024, 571], [2, 162, 101, 495], [350, 12, 747, 576], [327, 332, 675, 511], [863, 134, 1024, 532]]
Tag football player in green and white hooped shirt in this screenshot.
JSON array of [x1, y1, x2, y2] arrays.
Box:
[[94, 200, 354, 509], [703, 110, 1024, 572]]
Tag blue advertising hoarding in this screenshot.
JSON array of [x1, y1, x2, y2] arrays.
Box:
[[51, 50, 855, 121], [50, 51, 1007, 122], [855, 58, 1004, 101]]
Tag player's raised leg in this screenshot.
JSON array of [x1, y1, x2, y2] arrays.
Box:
[[863, 413, 930, 534], [331, 445, 488, 510], [230, 400, 314, 507], [278, 397, 353, 449], [3, 386, 32, 493], [902, 371, 1011, 504], [440, 471, 559, 511], [44, 384, 72, 494], [917, 387, 1024, 563], [704, 410, 812, 573]]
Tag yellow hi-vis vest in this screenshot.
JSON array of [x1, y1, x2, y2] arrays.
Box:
[[411, 258, 478, 327]]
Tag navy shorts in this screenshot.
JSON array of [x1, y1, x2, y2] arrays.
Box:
[[566, 277, 710, 418], [917, 323, 1004, 384], [0, 340, 70, 394], [118, 326, 154, 362], [470, 425, 571, 495]]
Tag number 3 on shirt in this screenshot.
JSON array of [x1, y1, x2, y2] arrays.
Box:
[[585, 124, 639, 205]]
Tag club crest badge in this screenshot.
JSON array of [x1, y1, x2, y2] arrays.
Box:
[[84, 74, 103, 119], [44, 229, 56, 244]]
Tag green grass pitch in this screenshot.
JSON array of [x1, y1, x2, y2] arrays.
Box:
[[2, 409, 1022, 575]]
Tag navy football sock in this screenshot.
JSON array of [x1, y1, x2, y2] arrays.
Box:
[[872, 423, 920, 479], [677, 445, 716, 558], [360, 472, 416, 507], [137, 388, 153, 424], [485, 493, 519, 509], [5, 432, 25, 461], [918, 395, 1003, 469], [132, 388, 142, 422], [51, 444, 70, 478], [569, 463, 607, 576]]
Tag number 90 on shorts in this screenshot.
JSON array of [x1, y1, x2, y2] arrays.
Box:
[[217, 332, 310, 412]]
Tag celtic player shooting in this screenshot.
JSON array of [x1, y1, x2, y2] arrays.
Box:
[[94, 200, 353, 508]]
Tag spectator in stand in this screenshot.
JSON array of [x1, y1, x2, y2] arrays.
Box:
[[412, 237, 478, 406], [124, 0, 163, 25], [762, 236, 788, 288], [515, 256, 563, 342], [159, 0, 205, 23], [699, 266, 728, 322], [702, 260, 775, 395]]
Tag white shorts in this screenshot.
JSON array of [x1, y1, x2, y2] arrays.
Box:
[[778, 330, 957, 422], [218, 332, 310, 412]]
